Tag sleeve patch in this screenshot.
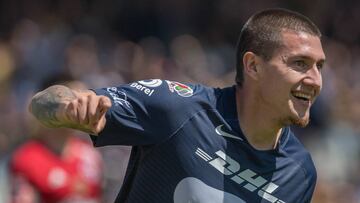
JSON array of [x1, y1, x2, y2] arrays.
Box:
[[165, 80, 194, 97]]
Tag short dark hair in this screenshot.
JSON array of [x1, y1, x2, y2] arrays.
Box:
[[235, 8, 322, 86]]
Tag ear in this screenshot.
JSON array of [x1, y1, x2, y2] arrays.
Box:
[[242, 51, 261, 81]]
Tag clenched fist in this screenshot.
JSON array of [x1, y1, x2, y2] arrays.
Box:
[[59, 90, 112, 135], [30, 85, 112, 135]]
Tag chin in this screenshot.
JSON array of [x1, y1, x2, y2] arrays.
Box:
[[290, 116, 309, 128], [287, 109, 310, 127]]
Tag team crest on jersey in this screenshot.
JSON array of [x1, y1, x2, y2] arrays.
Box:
[[165, 80, 193, 97]]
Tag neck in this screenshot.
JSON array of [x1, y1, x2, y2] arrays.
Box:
[[236, 85, 283, 150]]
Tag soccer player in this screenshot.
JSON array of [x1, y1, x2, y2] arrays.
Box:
[[29, 8, 325, 203]]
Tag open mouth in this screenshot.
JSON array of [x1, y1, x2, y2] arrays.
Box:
[[291, 91, 312, 102]]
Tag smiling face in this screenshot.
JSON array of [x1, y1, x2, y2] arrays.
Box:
[[256, 30, 325, 127]]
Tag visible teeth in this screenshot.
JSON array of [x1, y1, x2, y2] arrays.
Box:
[[292, 92, 312, 100]]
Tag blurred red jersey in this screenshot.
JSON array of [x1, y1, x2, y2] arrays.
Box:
[[10, 137, 103, 203]]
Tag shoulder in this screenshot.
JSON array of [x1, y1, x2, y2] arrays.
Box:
[[281, 129, 318, 201], [95, 79, 218, 114]]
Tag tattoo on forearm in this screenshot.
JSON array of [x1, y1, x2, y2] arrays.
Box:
[[30, 85, 76, 128]]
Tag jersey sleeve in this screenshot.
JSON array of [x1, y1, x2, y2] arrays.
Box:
[[91, 79, 214, 147]]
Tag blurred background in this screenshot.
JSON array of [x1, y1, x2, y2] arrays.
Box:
[[0, 0, 359, 202]]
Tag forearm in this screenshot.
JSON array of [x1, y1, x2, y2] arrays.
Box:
[[29, 85, 77, 128]]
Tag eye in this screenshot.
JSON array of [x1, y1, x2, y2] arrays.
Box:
[[316, 62, 324, 70], [291, 60, 309, 71], [294, 60, 307, 68]]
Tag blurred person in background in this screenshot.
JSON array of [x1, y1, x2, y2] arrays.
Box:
[[29, 8, 324, 203], [10, 74, 103, 203]]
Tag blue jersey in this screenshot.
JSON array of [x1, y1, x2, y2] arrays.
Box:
[[92, 79, 316, 203]]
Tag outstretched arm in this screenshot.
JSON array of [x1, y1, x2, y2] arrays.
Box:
[[29, 85, 112, 135]]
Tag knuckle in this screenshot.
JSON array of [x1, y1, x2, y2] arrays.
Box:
[[69, 100, 79, 110], [88, 110, 95, 117], [78, 96, 85, 104]]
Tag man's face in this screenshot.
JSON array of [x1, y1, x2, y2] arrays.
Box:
[[257, 30, 325, 127]]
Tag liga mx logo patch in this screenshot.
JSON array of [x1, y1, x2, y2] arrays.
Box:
[[165, 80, 193, 97]]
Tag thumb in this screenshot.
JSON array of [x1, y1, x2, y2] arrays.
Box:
[[93, 115, 107, 135], [91, 96, 111, 135], [98, 96, 112, 115]]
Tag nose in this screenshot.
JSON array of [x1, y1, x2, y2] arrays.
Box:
[[303, 65, 322, 91]]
